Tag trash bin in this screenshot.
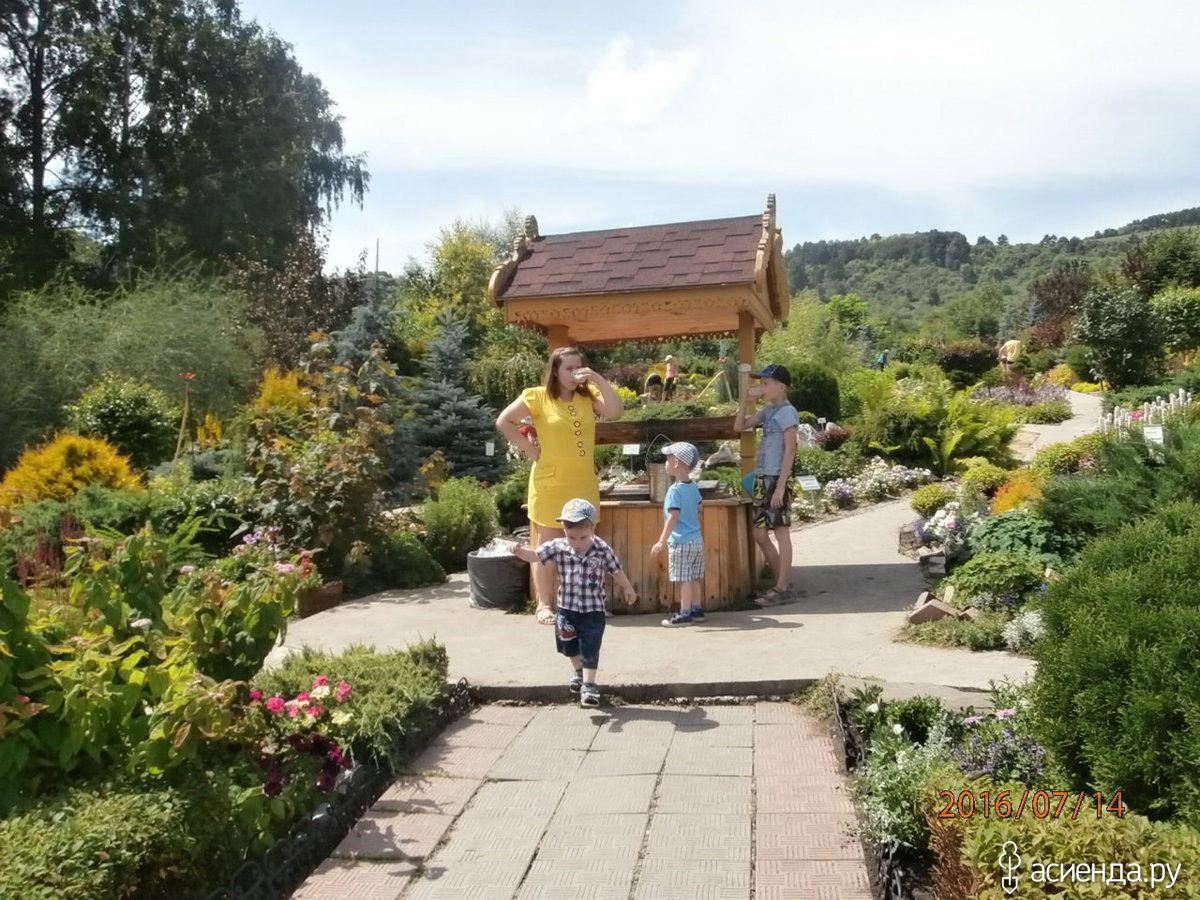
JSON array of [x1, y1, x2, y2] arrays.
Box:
[[466, 550, 530, 610]]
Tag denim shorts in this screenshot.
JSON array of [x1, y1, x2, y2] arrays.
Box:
[[555, 608, 607, 669]]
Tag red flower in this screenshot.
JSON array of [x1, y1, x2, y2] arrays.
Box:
[[179, 372, 196, 380]]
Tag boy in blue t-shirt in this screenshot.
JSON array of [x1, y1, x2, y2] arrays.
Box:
[[650, 442, 705, 626], [734, 364, 800, 607]]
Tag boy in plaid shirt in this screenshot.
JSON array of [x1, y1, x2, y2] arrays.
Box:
[[510, 499, 637, 707]]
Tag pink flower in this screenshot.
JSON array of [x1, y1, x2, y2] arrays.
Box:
[[265, 696, 286, 714], [295, 692, 311, 703], [179, 565, 196, 575], [336, 681, 352, 704], [995, 708, 1017, 719], [249, 689, 263, 702], [313, 675, 330, 688], [305, 705, 323, 718], [274, 562, 299, 575], [286, 701, 301, 718]]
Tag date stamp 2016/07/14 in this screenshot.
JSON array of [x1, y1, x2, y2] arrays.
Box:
[[937, 790, 1127, 820]]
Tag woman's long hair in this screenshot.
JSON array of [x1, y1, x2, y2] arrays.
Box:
[[543, 346, 591, 400]]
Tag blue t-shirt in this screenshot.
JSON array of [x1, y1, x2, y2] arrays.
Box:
[[664, 480, 702, 544], [755, 401, 800, 475]]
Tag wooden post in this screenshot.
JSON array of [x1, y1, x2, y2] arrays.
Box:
[[737, 312, 757, 476]]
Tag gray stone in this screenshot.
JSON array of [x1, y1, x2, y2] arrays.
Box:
[[898, 523, 922, 555]]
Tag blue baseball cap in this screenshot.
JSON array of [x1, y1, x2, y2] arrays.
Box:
[[556, 498, 597, 523], [750, 364, 791, 386]]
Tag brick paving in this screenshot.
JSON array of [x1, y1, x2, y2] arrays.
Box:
[[291, 701, 872, 900]]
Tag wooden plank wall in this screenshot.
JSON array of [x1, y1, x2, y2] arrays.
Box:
[[596, 499, 754, 613]]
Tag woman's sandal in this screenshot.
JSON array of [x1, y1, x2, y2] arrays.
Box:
[[535, 606, 556, 625], [754, 587, 789, 607]]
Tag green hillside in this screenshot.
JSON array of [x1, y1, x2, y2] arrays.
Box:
[[783, 207, 1200, 335]]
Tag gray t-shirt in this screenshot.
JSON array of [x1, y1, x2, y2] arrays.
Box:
[[754, 401, 800, 476]]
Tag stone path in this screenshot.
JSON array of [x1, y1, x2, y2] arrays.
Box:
[[292, 701, 869, 900]]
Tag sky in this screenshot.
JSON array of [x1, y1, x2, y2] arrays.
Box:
[[237, 0, 1200, 275]]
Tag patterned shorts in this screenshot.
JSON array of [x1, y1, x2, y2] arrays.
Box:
[[751, 474, 793, 529], [668, 539, 705, 582]]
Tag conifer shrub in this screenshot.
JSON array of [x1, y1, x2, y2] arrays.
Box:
[[786, 362, 840, 421], [420, 476, 498, 572], [1035, 501, 1200, 825], [65, 375, 179, 471], [492, 461, 532, 533], [1, 434, 141, 504]]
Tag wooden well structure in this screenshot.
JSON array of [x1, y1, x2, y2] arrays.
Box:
[[488, 195, 791, 611]]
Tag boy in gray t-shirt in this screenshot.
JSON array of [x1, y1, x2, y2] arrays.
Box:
[[734, 364, 799, 607]]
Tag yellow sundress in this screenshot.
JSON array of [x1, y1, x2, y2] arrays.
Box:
[[523, 385, 601, 528]]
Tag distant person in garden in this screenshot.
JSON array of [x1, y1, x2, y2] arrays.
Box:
[[508, 499, 637, 707], [998, 338, 1023, 374], [650, 441, 705, 627], [663, 354, 679, 399], [734, 363, 799, 606], [875, 348, 889, 371], [643, 370, 664, 402], [496, 346, 624, 625]]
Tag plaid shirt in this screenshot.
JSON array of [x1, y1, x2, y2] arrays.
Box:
[[535, 536, 622, 614]]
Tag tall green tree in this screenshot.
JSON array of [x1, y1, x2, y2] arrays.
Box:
[[0, 0, 367, 292], [1072, 284, 1163, 389]]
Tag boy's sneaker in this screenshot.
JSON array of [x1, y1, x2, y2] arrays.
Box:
[[580, 684, 601, 708], [689, 607, 705, 622], [568, 672, 583, 694], [661, 612, 692, 627]]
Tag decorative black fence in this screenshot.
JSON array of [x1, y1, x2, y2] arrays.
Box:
[[206, 677, 478, 900], [831, 687, 928, 900]]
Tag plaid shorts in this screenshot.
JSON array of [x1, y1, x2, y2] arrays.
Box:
[[668, 539, 705, 582], [751, 474, 793, 529]]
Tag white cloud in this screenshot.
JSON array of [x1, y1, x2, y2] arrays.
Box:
[[581, 38, 700, 128]]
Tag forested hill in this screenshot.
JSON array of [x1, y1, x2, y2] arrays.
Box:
[[783, 206, 1200, 332]]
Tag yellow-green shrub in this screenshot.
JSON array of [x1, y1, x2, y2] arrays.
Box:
[[960, 461, 1009, 496], [1047, 363, 1078, 387], [1, 434, 140, 504], [1072, 381, 1106, 393], [911, 483, 955, 518], [992, 469, 1045, 514], [250, 367, 309, 414]]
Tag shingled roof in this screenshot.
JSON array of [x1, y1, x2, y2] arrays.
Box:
[[493, 214, 762, 299], [487, 196, 789, 346]]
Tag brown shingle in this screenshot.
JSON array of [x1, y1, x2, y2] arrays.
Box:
[[497, 214, 762, 299]]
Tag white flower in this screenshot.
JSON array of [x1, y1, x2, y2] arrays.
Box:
[[866, 702, 880, 715], [310, 684, 332, 700], [895, 750, 908, 766], [331, 709, 353, 727], [892, 723, 905, 735]]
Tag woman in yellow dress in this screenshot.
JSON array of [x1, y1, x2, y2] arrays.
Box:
[[496, 346, 625, 623]]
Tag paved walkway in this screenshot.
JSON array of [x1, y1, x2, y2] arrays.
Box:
[[279, 390, 1101, 899], [294, 701, 867, 900]]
